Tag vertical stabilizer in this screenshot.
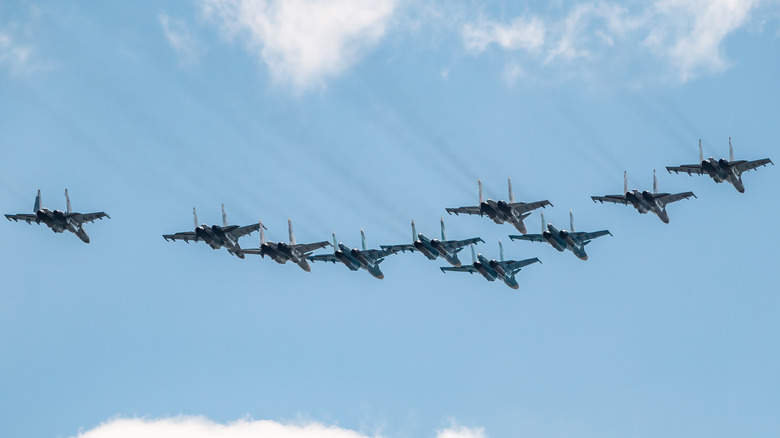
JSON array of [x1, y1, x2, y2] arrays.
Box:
[[411, 220, 417, 242], [499, 240, 505, 262], [624, 171, 628, 194], [361, 228, 367, 251], [65, 189, 72, 213], [541, 211, 545, 232], [440, 217, 447, 241], [470, 245, 476, 264], [478, 179, 484, 204], [699, 139, 703, 163], [332, 231, 337, 249], [33, 190, 41, 212], [570, 209, 575, 232], [221, 204, 228, 227], [193, 208, 199, 229], [653, 169, 658, 194], [729, 137, 734, 162], [288, 218, 296, 244], [508, 177, 515, 203], [259, 220, 266, 245]]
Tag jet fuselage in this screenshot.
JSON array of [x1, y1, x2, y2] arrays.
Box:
[[413, 233, 463, 267], [700, 158, 745, 192], [195, 225, 244, 257], [471, 254, 519, 289], [542, 224, 588, 260], [624, 190, 669, 223], [335, 243, 384, 278], [261, 242, 311, 271], [35, 208, 90, 243], [479, 200, 528, 233]]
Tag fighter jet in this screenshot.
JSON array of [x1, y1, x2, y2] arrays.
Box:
[[666, 138, 773, 193], [5, 189, 109, 243], [440, 241, 541, 289], [380, 218, 483, 267], [237, 218, 330, 271], [446, 177, 551, 234], [591, 170, 695, 223], [509, 210, 610, 260], [308, 229, 401, 279], [162, 204, 263, 258]]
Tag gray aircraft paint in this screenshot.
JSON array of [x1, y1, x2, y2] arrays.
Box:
[[666, 138, 773, 193], [446, 177, 552, 234], [509, 210, 611, 260], [380, 218, 483, 267], [237, 218, 330, 271], [162, 204, 263, 258], [4, 189, 109, 243], [591, 170, 696, 223], [308, 229, 401, 279], [440, 241, 541, 289]]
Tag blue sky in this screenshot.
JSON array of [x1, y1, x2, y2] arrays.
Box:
[[1, 1, 779, 437]]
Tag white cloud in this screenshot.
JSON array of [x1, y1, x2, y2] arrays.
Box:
[[502, 62, 523, 87], [160, 13, 201, 66], [201, 0, 397, 92], [69, 416, 488, 438], [0, 31, 32, 75], [460, 0, 762, 83]]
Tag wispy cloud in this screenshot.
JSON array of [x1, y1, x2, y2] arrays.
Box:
[[160, 13, 201, 66], [459, 0, 763, 83], [0, 31, 33, 75], [69, 416, 487, 438], [201, 0, 397, 92]]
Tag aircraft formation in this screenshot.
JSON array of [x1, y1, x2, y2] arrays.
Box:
[[4, 138, 773, 289]]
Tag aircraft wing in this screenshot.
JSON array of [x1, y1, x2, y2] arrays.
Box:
[[570, 230, 611, 243], [292, 241, 331, 255], [162, 231, 198, 243], [67, 212, 110, 224], [361, 248, 400, 262], [733, 158, 773, 174], [656, 191, 696, 207], [509, 234, 545, 243], [4, 213, 39, 224], [442, 237, 484, 251], [591, 195, 629, 205], [380, 243, 416, 253], [666, 164, 704, 176], [445, 206, 481, 216], [308, 253, 340, 264], [500, 257, 541, 273], [440, 265, 477, 274], [509, 200, 552, 214], [227, 223, 263, 240]]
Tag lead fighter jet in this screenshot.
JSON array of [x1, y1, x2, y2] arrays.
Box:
[[509, 210, 610, 260], [237, 219, 330, 271], [308, 229, 401, 279], [591, 170, 695, 224], [162, 204, 263, 258], [380, 218, 483, 267], [446, 178, 551, 234], [666, 138, 773, 193], [440, 241, 540, 289], [5, 189, 109, 243]]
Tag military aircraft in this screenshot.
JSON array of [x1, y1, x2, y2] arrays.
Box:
[[591, 170, 695, 223], [308, 229, 401, 279], [445, 177, 552, 234], [380, 218, 483, 267], [237, 219, 330, 271], [5, 189, 109, 243], [666, 138, 773, 193], [509, 210, 610, 260], [162, 204, 263, 258], [440, 241, 541, 289]]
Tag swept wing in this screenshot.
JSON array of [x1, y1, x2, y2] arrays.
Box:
[[591, 195, 629, 205], [733, 158, 773, 174], [655, 192, 696, 207], [162, 231, 198, 242], [5, 214, 39, 224], [666, 164, 705, 176]]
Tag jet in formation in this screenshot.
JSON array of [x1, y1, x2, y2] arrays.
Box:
[[380, 218, 483, 267], [666, 138, 773, 193], [591, 170, 695, 223], [162, 204, 263, 258], [510, 210, 610, 260], [237, 219, 330, 271], [440, 241, 541, 289], [446, 177, 551, 234], [4, 189, 109, 243], [309, 229, 401, 279]]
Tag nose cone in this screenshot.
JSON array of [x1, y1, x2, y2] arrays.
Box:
[[374, 273, 384, 280], [303, 265, 311, 272], [510, 283, 519, 290], [661, 216, 670, 224], [579, 254, 588, 261]]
